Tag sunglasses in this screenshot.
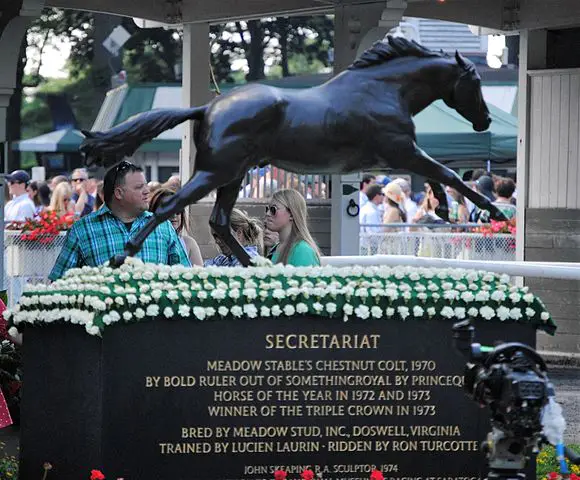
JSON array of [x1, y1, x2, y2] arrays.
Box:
[[265, 204, 285, 216]]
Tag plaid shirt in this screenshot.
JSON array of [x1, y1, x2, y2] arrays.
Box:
[[49, 205, 190, 280]]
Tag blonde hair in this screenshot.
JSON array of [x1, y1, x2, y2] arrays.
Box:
[[49, 182, 73, 217], [230, 209, 264, 255], [271, 189, 321, 264]]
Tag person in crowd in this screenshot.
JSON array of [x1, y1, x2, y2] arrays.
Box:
[[413, 184, 444, 224], [447, 187, 469, 224], [470, 175, 496, 222], [70, 168, 94, 217], [471, 169, 487, 182], [359, 174, 376, 208], [205, 208, 264, 267], [265, 189, 321, 266], [49, 175, 68, 191], [479, 177, 517, 222], [164, 175, 181, 191], [49, 161, 190, 281], [86, 175, 99, 201], [383, 182, 407, 224], [94, 181, 104, 211], [4, 170, 35, 222], [47, 182, 74, 218], [27, 181, 42, 215], [264, 227, 280, 260], [359, 184, 384, 253], [148, 181, 161, 194], [242, 167, 278, 198], [149, 187, 203, 266], [392, 178, 417, 222]]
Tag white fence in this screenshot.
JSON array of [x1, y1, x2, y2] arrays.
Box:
[[4, 231, 66, 307], [360, 231, 516, 261]]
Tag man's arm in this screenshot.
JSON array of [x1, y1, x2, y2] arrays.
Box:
[[48, 227, 82, 281], [167, 226, 192, 267]]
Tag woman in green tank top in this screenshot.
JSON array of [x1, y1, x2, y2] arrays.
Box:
[[265, 189, 321, 267]]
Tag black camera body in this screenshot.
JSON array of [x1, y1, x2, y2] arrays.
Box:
[[452, 320, 551, 480]]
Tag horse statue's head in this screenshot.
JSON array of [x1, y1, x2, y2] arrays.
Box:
[[444, 51, 491, 132]]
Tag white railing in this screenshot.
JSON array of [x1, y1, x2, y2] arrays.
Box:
[[238, 168, 330, 199], [323, 255, 580, 281], [360, 226, 515, 262], [4, 231, 67, 307]]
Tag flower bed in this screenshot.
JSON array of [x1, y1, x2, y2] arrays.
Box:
[[4, 257, 555, 337]]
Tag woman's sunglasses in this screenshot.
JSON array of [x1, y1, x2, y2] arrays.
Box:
[[265, 204, 284, 216]]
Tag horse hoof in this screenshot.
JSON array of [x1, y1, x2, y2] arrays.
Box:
[[110, 255, 128, 268]]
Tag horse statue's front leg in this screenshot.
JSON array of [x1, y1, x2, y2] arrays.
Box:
[[405, 144, 507, 222]]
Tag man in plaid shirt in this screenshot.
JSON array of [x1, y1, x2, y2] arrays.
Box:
[[49, 161, 190, 281]]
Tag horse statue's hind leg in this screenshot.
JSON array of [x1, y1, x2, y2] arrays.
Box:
[[404, 143, 507, 221], [209, 178, 252, 267], [110, 169, 220, 267]]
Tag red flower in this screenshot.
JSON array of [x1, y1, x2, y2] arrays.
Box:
[[370, 470, 384, 480], [274, 470, 287, 480], [90, 470, 105, 480], [547, 473, 559, 480], [301, 469, 315, 480], [570, 474, 579, 480]]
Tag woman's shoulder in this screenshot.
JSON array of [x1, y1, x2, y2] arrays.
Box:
[[289, 240, 320, 266]]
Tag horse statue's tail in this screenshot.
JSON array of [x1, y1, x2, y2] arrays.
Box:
[[80, 106, 207, 168]]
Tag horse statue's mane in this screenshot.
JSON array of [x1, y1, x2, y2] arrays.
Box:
[[349, 35, 446, 70]]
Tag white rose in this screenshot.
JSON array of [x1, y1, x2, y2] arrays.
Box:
[[7, 327, 19, 338], [229, 289, 241, 300], [509, 293, 522, 304], [525, 308, 536, 318], [541, 312, 550, 321], [271, 305, 282, 317], [193, 306, 207, 320], [413, 306, 424, 318], [146, 305, 160, 317], [497, 306, 510, 321], [475, 291, 490, 302], [510, 308, 523, 320], [454, 307, 466, 320], [182, 290, 192, 301], [480, 306, 495, 320], [283, 305, 296, 316], [197, 291, 208, 300], [343, 304, 354, 316], [167, 290, 179, 302], [135, 308, 145, 319], [386, 307, 395, 317], [440, 306, 454, 319], [491, 291, 506, 302], [231, 306, 243, 318], [163, 307, 174, 318], [260, 306, 271, 317], [313, 302, 324, 313], [427, 307, 436, 317], [218, 306, 229, 317], [243, 304, 258, 319], [468, 307, 479, 317], [354, 305, 370, 320], [296, 303, 308, 314], [123, 311, 133, 321], [523, 293, 535, 304], [178, 305, 191, 317], [243, 288, 257, 300], [397, 306, 410, 320], [325, 303, 337, 315]]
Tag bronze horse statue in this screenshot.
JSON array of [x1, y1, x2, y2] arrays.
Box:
[[81, 36, 505, 267]]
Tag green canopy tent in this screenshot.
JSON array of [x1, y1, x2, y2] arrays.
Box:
[[414, 100, 517, 161], [12, 129, 85, 152]]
